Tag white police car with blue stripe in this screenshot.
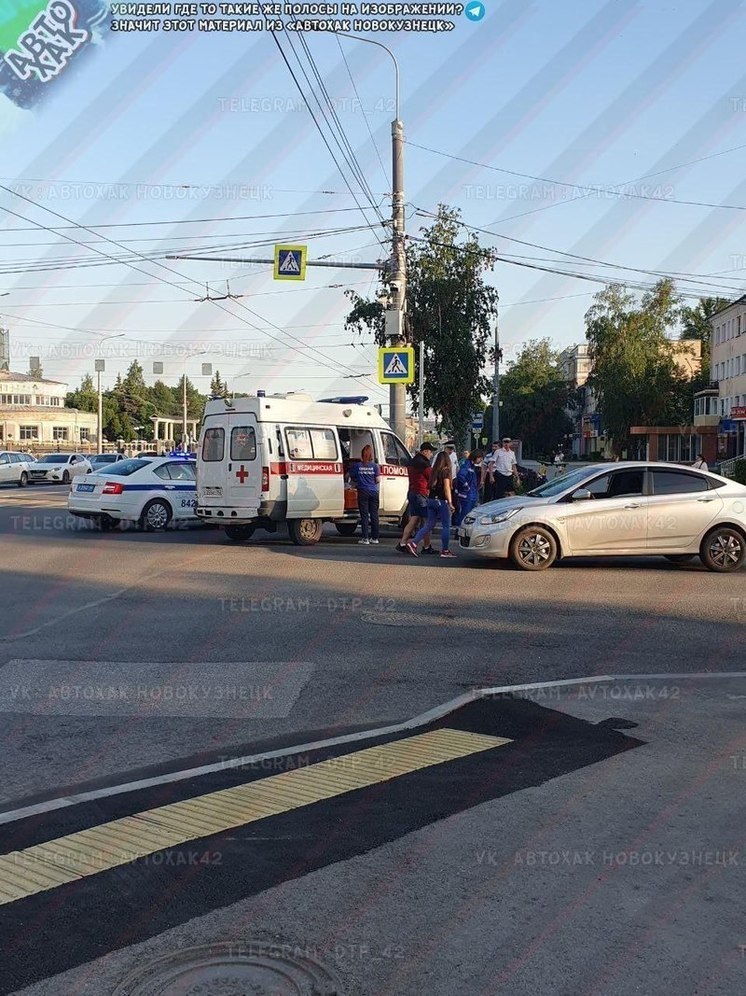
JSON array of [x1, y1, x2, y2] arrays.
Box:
[[67, 455, 197, 531]]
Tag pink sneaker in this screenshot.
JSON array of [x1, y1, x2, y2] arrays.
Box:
[[440, 549, 457, 559], [406, 541, 419, 557]]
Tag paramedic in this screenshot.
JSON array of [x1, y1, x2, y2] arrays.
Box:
[[455, 450, 484, 526], [348, 444, 381, 545]]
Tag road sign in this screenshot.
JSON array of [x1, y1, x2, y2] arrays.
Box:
[[472, 412, 484, 430], [378, 346, 415, 384], [274, 244, 307, 281]]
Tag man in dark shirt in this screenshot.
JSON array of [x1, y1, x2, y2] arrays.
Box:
[[396, 442, 437, 554]]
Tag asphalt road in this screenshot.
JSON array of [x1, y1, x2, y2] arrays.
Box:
[[0, 484, 744, 995]]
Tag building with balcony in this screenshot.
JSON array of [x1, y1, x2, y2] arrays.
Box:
[[711, 295, 746, 459], [0, 370, 97, 450]]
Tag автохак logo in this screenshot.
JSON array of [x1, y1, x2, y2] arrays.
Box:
[[0, 0, 108, 108]]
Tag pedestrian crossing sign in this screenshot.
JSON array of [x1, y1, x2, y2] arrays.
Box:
[[274, 244, 307, 281], [379, 346, 415, 384]]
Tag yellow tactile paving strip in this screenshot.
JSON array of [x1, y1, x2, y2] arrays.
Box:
[[0, 728, 511, 906]]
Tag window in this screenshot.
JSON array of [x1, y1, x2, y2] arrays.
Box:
[[738, 316, 742, 336], [310, 428, 338, 460], [80, 428, 90, 442], [101, 459, 152, 477], [201, 426, 224, 462], [20, 425, 38, 440], [651, 470, 708, 495], [0, 454, 8, 465], [165, 462, 196, 481], [285, 427, 313, 460], [381, 432, 411, 466], [661, 433, 695, 462], [52, 427, 69, 441], [230, 426, 257, 462]]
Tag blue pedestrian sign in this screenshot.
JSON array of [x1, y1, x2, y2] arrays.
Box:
[[274, 244, 307, 281], [465, 2, 486, 21], [471, 412, 484, 430], [378, 346, 415, 384]]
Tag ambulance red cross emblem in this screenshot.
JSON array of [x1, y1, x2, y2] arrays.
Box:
[[235, 466, 249, 483]]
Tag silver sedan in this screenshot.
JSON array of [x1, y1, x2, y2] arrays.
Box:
[[457, 462, 746, 572]]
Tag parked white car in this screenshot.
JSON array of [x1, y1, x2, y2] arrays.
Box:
[[27, 453, 92, 485], [0, 451, 33, 487], [68, 455, 197, 530], [458, 462, 746, 573]]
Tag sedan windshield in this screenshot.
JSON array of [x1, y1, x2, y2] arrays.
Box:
[[39, 454, 67, 464], [527, 466, 606, 498]]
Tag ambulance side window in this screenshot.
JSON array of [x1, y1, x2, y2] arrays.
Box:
[[202, 427, 224, 462], [231, 426, 256, 461], [285, 427, 313, 460], [310, 428, 338, 460], [381, 432, 411, 466]]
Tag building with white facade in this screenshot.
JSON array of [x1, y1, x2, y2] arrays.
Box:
[[711, 296, 746, 458], [0, 370, 97, 450]]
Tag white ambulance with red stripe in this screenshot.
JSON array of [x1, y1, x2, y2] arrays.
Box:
[[195, 392, 411, 544]]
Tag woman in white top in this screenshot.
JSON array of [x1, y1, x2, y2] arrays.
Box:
[[692, 454, 708, 471]]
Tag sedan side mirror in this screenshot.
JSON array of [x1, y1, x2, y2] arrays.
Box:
[[572, 488, 593, 501]]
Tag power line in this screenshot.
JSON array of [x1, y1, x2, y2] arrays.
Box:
[[0, 186, 382, 389], [335, 33, 389, 189], [408, 141, 746, 211]]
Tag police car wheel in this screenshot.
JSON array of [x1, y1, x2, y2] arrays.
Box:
[[141, 499, 172, 531], [334, 522, 358, 536], [288, 518, 323, 546], [224, 524, 255, 542]]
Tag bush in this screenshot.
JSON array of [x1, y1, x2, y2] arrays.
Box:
[[734, 459, 746, 486]]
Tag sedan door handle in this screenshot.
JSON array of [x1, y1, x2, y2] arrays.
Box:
[[697, 496, 716, 502], [624, 503, 641, 509]]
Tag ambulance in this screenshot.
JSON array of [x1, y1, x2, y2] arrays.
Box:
[[195, 392, 412, 544]]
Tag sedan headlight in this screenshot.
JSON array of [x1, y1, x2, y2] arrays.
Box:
[[479, 507, 523, 526]]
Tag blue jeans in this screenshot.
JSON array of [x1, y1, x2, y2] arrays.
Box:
[[455, 494, 477, 526], [413, 498, 451, 551], [357, 489, 379, 540]]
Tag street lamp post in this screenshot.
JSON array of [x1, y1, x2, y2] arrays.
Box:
[[182, 349, 208, 448], [336, 32, 406, 441], [94, 334, 125, 450]]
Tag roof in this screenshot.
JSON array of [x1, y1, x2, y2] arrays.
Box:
[[0, 370, 66, 386]]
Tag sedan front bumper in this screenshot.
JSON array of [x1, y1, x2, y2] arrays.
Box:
[[457, 523, 513, 559]]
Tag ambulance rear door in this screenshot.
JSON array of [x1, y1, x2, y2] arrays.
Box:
[[225, 414, 261, 513], [283, 424, 344, 518], [197, 414, 229, 511]]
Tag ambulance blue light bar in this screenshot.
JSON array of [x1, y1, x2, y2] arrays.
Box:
[[318, 396, 369, 404]]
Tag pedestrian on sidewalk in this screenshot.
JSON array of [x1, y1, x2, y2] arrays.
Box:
[[455, 450, 484, 526], [348, 444, 380, 545], [481, 440, 501, 502], [693, 453, 708, 471], [396, 442, 436, 555], [493, 438, 519, 498], [407, 452, 457, 559]]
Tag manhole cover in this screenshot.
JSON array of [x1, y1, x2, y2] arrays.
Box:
[[113, 941, 343, 995]]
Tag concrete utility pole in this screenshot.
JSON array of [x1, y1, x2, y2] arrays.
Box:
[[388, 115, 407, 442], [418, 339, 425, 445], [491, 295, 500, 444]]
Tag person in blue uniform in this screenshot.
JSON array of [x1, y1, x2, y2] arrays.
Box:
[[454, 450, 483, 527]]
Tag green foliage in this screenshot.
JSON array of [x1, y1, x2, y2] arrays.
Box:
[[499, 338, 575, 457], [345, 204, 498, 444], [210, 370, 229, 398], [585, 279, 696, 455], [65, 373, 97, 413], [734, 459, 746, 486], [678, 296, 730, 383]]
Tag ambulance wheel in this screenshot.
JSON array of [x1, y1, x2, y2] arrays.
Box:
[[224, 524, 255, 542], [335, 522, 358, 536], [141, 499, 172, 531], [288, 518, 323, 546]]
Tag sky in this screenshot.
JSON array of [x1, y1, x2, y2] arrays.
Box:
[[1, 0, 746, 412]]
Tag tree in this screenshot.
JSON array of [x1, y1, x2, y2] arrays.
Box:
[[678, 295, 730, 383], [585, 279, 691, 455], [345, 204, 498, 444], [65, 373, 97, 413], [210, 370, 229, 397], [498, 339, 575, 458]]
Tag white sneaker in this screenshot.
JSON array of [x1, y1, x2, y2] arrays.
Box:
[[370, 539, 380, 544], [358, 538, 370, 545]]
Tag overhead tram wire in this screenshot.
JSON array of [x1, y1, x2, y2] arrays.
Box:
[[294, 31, 387, 229], [411, 204, 746, 297], [0, 187, 382, 387], [407, 141, 746, 212], [335, 33, 389, 189], [268, 29, 388, 256]]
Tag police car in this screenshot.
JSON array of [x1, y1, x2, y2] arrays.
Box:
[[67, 454, 197, 531]]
